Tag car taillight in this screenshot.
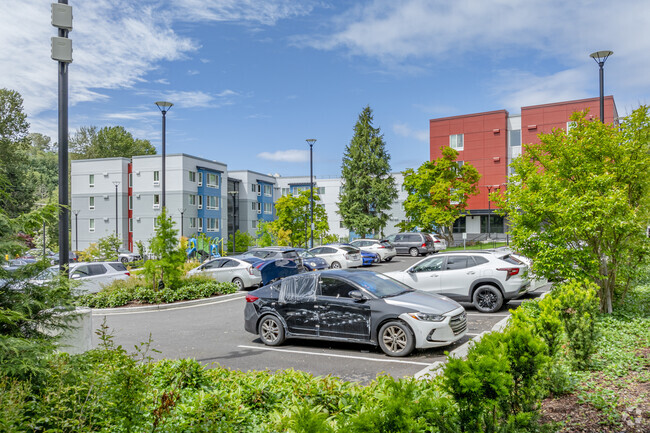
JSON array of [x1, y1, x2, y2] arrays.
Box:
[[422, 243, 427, 248], [497, 267, 520, 277], [124, 272, 130, 276], [378, 244, 385, 248], [245, 294, 259, 303], [247, 266, 254, 275], [433, 240, 440, 243]]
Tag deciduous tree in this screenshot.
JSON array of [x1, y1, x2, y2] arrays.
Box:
[[272, 191, 329, 247], [71, 125, 156, 159], [399, 147, 480, 244], [339, 106, 398, 237], [494, 108, 650, 313]]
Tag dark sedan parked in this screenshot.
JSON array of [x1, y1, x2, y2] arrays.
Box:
[[244, 270, 467, 357]]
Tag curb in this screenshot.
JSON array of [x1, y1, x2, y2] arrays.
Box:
[[414, 287, 552, 380], [90, 292, 246, 315]]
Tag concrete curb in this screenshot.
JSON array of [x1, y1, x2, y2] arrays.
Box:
[[414, 286, 553, 380], [91, 292, 246, 315]]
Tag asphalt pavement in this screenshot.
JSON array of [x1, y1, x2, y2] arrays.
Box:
[[91, 254, 547, 383]]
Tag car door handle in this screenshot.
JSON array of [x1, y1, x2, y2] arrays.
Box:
[[429, 274, 439, 277], [466, 271, 476, 275]]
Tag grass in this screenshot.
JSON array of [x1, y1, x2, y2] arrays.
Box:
[[446, 241, 509, 251]]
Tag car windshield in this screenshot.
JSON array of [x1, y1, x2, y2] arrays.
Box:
[[344, 272, 413, 298], [34, 267, 58, 281]]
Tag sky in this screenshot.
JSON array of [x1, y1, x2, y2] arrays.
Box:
[[3, 0, 650, 178]]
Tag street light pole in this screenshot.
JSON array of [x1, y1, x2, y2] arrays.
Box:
[[178, 208, 185, 238], [112, 181, 120, 237], [155, 101, 173, 208], [486, 185, 494, 240], [228, 189, 239, 254], [73, 210, 80, 252], [306, 139, 316, 248], [589, 51, 613, 123]]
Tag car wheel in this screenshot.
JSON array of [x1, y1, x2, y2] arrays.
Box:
[[331, 261, 342, 269], [384, 257, 392, 262], [378, 321, 415, 357], [373, 255, 380, 264], [409, 248, 419, 257], [232, 277, 245, 290], [472, 285, 504, 313], [120, 257, 128, 264], [258, 315, 285, 346]]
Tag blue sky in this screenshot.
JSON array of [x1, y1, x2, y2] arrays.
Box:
[[3, 1, 650, 177]]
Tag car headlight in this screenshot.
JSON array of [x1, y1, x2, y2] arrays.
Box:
[[408, 312, 445, 322]]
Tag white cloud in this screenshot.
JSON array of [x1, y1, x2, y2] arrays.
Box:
[[154, 78, 170, 85], [393, 123, 428, 142], [187, 70, 200, 76], [174, 0, 316, 25], [258, 149, 309, 162]]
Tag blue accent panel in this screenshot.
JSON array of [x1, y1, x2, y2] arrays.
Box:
[[257, 180, 275, 222], [197, 167, 222, 239]]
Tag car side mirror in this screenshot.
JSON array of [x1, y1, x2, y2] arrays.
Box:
[[349, 290, 366, 301], [407, 268, 415, 273], [70, 273, 81, 279]]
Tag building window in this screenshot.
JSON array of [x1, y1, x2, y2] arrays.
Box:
[[128, 173, 133, 187], [452, 217, 466, 233], [339, 221, 345, 228], [198, 195, 203, 209], [189, 171, 196, 182], [128, 196, 133, 210], [263, 184, 272, 196], [153, 171, 160, 182], [129, 218, 133, 232], [153, 194, 160, 208], [509, 129, 521, 147], [89, 219, 95, 232], [264, 202, 272, 214], [457, 161, 464, 169], [206, 218, 219, 232], [281, 187, 290, 196], [450, 134, 464, 150], [481, 215, 504, 233], [252, 202, 261, 214], [198, 172, 203, 186], [252, 220, 258, 229], [207, 173, 218, 188], [153, 218, 159, 229], [89, 196, 95, 210], [566, 121, 576, 132], [189, 217, 196, 229], [207, 196, 219, 210], [316, 187, 325, 195], [198, 218, 203, 232], [89, 174, 94, 187], [189, 194, 196, 206], [252, 184, 261, 195]]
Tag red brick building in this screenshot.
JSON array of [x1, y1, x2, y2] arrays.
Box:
[[429, 96, 618, 238]]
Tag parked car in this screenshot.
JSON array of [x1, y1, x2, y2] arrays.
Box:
[[118, 248, 142, 264], [384, 251, 530, 313], [384, 232, 436, 256], [429, 234, 448, 252], [33, 261, 131, 294], [349, 239, 397, 262], [294, 248, 329, 271], [308, 245, 363, 269], [360, 250, 380, 266], [244, 270, 467, 357], [241, 247, 303, 268], [187, 256, 262, 289]]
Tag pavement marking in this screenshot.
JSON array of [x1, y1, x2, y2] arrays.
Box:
[[466, 313, 510, 318], [465, 333, 480, 336], [93, 294, 246, 316], [237, 345, 432, 366]]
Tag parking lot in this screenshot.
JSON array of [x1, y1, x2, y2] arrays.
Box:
[[92, 254, 547, 383]]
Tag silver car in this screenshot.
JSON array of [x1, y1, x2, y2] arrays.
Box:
[[118, 249, 142, 264], [34, 262, 131, 294], [308, 245, 363, 269], [187, 257, 262, 290], [349, 239, 397, 262], [385, 251, 530, 313]]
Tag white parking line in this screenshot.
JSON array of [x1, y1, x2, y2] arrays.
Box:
[[237, 345, 432, 366], [93, 295, 246, 316], [466, 313, 510, 318]]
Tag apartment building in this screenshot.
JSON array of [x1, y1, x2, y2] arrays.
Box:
[[227, 170, 278, 237], [429, 96, 618, 240]]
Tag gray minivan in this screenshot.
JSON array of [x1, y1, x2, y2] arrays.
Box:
[[385, 232, 435, 256]]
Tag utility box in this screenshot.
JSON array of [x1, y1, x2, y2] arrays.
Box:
[[51, 3, 73, 30], [51, 37, 73, 63]]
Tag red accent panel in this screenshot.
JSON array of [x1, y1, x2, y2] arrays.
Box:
[[127, 162, 133, 251]]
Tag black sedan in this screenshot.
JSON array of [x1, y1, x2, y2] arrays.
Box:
[[244, 270, 467, 357]]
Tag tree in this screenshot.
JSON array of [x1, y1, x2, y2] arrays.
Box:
[[143, 209, 186, 289], [338, 106, 398, 237], [71, 125, 156, 159], [272, 191, 329, 247], [399, 147, 481, 244], [494, 108, 650, 313], [0, 89, 36, 216]]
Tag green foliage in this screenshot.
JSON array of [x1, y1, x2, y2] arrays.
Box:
[[143, 208, 186, 289], [226, 230, 256, 253], [272, 191, 329, 247], [339, 106, 398, 237], [70, 125, 156, 159], [76, 275, 237, 308], [135, 240, 146, 261], [400, 146, 481, 244], [495, 107, 650, 312]]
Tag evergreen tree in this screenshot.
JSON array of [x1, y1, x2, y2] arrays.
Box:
[[338, 106, 398, 237]]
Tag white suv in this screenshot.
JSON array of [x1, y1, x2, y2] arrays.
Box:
[[34, 262, 131, 294], [349, 239, 397, 262], [385, 251, 530, 313]]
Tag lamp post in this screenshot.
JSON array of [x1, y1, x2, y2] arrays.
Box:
[[589, 51, 613, 123], [228, 189, 239, 253], [112, 181, 120, 237], [73, 210, 80, 252], [155, 101, 173, 207], [178, 208, 186, 238], [306, 139, 316, 248], [486, 185, 496, 240]]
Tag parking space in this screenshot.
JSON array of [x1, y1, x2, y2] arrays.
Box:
[[92, 252, 547, 383]]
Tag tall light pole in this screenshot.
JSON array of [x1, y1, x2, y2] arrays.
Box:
[[486, 185, 496, 240], [589, 51, 613, 123], [73, 210, 80, 252], [155, 101, 173, 208], [112, 181, 120, 237], [178, 208, 186, 238], [228, 189, 239, 253], [306, 139, 316, 248]]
